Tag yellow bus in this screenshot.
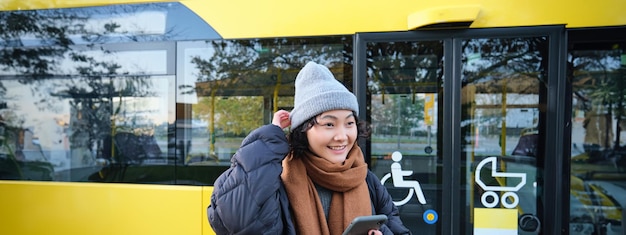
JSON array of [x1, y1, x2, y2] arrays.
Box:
[[1, 0, 625, 234]]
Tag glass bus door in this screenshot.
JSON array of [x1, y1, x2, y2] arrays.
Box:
[[359, 38, 444, 233], [355, 27, 561, 234], [459, 35, 549, 235]]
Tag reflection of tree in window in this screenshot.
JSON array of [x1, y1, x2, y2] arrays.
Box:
[[189, 38, 348, 154], [1, 7, 162, 168], [460, 38, 546, 154], [367, 41, 443, 96], [365, 41, 441, 146], [1, 10, 78, 176], [571, 48, 626, 165]]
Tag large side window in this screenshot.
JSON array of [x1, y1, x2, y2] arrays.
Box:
[[0, 4, 353, 185], [0, 41, 176, 182], [176, 38, 352, 184]]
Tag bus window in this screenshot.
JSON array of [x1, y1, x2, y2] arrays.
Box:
[[177, 39, 352, 177], [569, 30, 625, 235], [0, 3, 353, 185]]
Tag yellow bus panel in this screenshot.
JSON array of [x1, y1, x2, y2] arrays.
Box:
[[0, 180, 214, 235], [2, 0, 625, 38]]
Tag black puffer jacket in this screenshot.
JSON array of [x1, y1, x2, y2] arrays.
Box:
[[208, 124, 411, 235]]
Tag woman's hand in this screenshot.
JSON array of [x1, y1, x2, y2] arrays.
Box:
[[367, 229, 382, 235], [272, 110, 291, 129]]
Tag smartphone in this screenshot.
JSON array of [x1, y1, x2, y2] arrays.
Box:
[[342, 214, 388, 235]]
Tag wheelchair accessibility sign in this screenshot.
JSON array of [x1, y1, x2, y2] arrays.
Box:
[[380, 151, 427, 206]]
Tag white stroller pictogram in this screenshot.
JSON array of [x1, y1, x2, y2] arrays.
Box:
[[380, 151, 427, 206], [475, 156, 527, 208]]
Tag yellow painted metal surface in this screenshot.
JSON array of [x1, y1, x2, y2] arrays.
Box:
[[0, 180, 211, 235], [180, 0, 418, 38], [407, 5, 481, 29], [1, 0, 625, 38], [181, 0, 626, 38]]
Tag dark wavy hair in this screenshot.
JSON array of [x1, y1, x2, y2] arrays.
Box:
[[287, 111, 370, 158]]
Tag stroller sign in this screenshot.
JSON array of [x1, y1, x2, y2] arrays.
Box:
[[475, 157, 527, 208]]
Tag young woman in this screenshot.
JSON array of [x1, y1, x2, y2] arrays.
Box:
[[208, 62, 411, 235]]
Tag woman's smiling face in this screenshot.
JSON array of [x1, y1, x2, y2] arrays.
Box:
[[306, 109, 357, 163]]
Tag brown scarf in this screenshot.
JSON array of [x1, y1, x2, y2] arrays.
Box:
[[281, 146, 372, 235]]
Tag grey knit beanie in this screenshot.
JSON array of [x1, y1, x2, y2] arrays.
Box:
[[290, 61, 359, 129]]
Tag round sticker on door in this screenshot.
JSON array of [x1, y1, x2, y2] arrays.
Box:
[[423, 209, 438, 224]]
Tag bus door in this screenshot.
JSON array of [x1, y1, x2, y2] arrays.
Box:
[[354, 27, 563, 234], [354, 33, 444, 234]]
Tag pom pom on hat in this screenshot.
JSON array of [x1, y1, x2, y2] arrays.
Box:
[[290, 62, 359, 128]]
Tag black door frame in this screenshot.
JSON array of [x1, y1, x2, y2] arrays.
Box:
[[353, 25, 567, 234]]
